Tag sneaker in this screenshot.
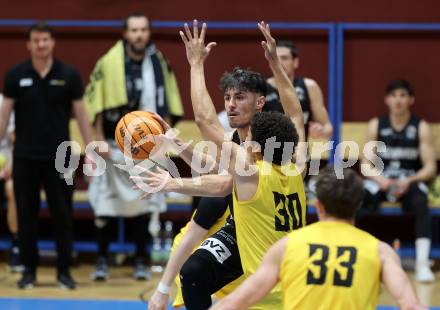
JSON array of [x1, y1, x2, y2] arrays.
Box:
[[57, 272, 77, 290], [90, 257, 109, 281], [8, 246, 24, 273], [133, 258, 151, 281], [17, 271, 36, 289], [415, 263, 435, 283]]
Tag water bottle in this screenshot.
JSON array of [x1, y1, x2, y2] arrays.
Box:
[[386, 184, 398, 203], [161, 221, 174, 263], [151, 222, 164, 273], [392, 238, 401, 257]]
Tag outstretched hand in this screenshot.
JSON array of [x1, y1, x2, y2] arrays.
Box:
[[130, 165, 173, 199], [258, 21, 278, 63], [180, 20, 217, 66]]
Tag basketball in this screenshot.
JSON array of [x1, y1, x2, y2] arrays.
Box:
[[114, 111, 164, 160]]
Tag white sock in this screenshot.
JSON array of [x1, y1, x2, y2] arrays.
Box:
[[415, 237, 431, 265]]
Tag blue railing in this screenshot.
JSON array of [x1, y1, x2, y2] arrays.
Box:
[[1, 20, 439, 254], [334, 22, 440, 163], [0, 19, 337, 161]]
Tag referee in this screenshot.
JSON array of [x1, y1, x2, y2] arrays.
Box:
[[0, 22, 93, 289]]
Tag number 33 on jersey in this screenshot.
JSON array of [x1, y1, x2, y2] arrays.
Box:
[[280, 221, 382, 310]]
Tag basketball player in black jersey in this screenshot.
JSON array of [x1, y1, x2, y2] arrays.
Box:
[[264, 41, 333, 140], [361, 79, 437, 283]]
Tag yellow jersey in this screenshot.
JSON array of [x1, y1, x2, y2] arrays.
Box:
[[171, 208, 243, 307], [233, 160, 306, 309], [280, 221, 381, 310]]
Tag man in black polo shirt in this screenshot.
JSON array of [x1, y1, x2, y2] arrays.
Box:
[[0, 22, 93, 289]]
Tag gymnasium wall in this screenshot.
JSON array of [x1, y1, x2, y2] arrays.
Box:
[[0, 0, 439, 122]]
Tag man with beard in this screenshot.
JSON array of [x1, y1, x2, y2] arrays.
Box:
[[84, 13, 184, 281]]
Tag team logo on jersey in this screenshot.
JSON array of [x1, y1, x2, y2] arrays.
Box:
[[265, 92, 279, 102], [406, 125, 417, 139], [198, 238, 231, 264], [379, 128, 393, 137], [19, 78, 33, 87], [49, 79, 66, 86], [295, 86, 306, 101]]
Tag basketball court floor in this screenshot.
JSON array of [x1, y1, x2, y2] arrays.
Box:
[[0, 264, 439, 309]]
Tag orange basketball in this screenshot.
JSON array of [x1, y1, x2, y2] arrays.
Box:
[[114, 111, 164, 160]]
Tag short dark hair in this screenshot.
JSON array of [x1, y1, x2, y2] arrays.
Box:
[[250, 111, 299, 165], [315, 167, 364, 220], [28, 22, 53, 39], [385, 79, 414, 96], [276, 40, 299, 58], [123, 12, 149, 30], [219, 67, 267, 96]]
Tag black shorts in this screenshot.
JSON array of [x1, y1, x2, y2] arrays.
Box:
[[191, 217, 243, 290]]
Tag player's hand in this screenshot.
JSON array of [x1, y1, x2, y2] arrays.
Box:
[[309, 122, 326, 139], [258, 21, 278, 63], [395, 178, 411, 197], [130, 165, 174, 198], [377, 176, 394, 192], [149, 113, 171, 133], [147, 290, 169, 310], [180, 20, 217, 66]]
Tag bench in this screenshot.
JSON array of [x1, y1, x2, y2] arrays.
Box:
[[9, 121, 431, 256]]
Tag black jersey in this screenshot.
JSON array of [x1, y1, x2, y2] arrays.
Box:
[[377, 114, 422, 178], [264, 77, 312, 138], [3, 59, 83, 160]]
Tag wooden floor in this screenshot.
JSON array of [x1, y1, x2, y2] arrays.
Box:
[[0, 263, 439, 307]]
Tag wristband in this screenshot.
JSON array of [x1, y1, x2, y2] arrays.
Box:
[[157, 282, 170, 294]]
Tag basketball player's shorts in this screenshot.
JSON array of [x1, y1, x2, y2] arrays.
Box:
[[189, 217, 244, 296]]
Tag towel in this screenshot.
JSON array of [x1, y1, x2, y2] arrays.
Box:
[[84, 40, 183, 123]]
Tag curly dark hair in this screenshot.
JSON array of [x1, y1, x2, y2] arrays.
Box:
[[315, 167, 364, 220], [250, 111, 298, 166], [219, 67, 267, 96]]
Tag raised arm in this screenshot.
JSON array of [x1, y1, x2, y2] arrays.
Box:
[[180, 21, 251, 180], [180, 21, 223, 146], [258, 22, 304, 145], [210, 237, 287, 310], [258, 22, 306, 171], [379, 241, 426, 310]]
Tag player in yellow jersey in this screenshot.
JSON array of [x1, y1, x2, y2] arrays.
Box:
[[142, 21, 298, 309], [211, 168, 426, 310], [133, 20, 305, 309], [176, 20, 306, 309]]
